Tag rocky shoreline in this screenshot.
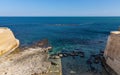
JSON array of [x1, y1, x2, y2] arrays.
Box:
[[0, 39, 52, 75]]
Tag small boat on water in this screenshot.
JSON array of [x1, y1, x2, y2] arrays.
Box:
[[0, 27, 19, 56]]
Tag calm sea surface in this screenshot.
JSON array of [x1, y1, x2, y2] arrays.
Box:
[[0, 17, 120, 74]]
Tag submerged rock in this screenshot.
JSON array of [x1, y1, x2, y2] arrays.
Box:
[[32, 39, 51, 48]]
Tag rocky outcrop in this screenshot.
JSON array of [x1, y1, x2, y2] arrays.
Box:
[[104, 31, 120, 75], [0, 40, 52, 75], [0, 27, 19, 56]]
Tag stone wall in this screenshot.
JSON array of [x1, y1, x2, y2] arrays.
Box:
[[104, 31, 120, 75]]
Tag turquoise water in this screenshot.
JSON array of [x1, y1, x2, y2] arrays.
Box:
[[0, 17, 119, 52], [0, 17, 120, 74]]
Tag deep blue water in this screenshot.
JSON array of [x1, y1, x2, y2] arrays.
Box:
[[0, 17, 120, 74]]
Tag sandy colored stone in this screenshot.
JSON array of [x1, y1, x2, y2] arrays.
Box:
[[0, 27, 19, 56], [104, 31, 120, 75], [0, 47, 51, 75]]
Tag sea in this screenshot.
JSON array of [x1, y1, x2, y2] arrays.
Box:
[[0, 17, 120, 75]]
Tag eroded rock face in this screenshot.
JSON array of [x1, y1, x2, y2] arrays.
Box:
[[104, 31, 120, 75], [0, 40, 52, 75], [0, 27, 19, 56]]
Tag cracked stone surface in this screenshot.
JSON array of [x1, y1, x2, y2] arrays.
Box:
[[0, 47, 51, 75]]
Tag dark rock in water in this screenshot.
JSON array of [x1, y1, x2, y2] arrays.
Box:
[[99, 53, 103, 56], [70, 52, 75, 56], [94, 56, 100, 64], [63, 53, 68, 57], [32, 39, 51, 48], [49, 54, 60, 59], [95, 55, 101, 60], [51, 61, 57, 66], [90, 54, 101, 64], [98, 40, 104, 43], [94, 59, 99, 64], [24, 39, 53, 53], [86, 59, 92, 64], [50, 50, 86, 59], [90, 66, 96, 72], [49, 50, 53, 52], [91, 54, 96, 57], [79, 52, 85, 57], [99, 50, 104, 56]]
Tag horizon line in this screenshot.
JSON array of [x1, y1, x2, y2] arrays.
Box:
[[1, 16, 120, 17]]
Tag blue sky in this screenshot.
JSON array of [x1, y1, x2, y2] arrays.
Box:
[[0, 0, 120, 16]]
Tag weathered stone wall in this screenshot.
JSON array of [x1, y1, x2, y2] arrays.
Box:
[[104, 31, 120, 75]]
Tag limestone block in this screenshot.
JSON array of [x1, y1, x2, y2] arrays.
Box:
[[0, 27, 19, 55], [104, 31, 120, 75]]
